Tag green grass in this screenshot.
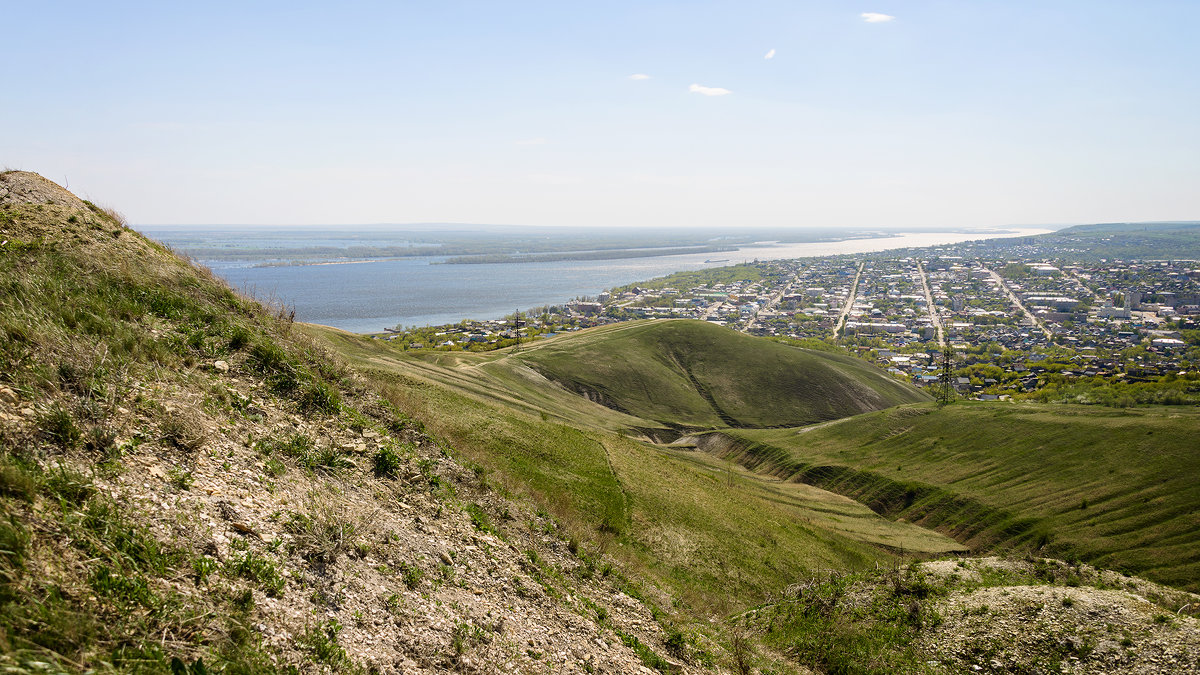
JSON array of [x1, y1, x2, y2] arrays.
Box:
[[0, 177, 363, 670], [717, 402, 1200, 592], [515, 320, 928, 429], [747, 565, 944, 675], [316, 320, 927, 435], [308, 324, 963, 616]]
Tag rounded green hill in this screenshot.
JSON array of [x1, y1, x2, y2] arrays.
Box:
[[516, 319, 929, 429]]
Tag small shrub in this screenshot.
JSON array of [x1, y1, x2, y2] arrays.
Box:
[[38, 404, 80, 448], [89, 565, 155, 607], [256, 433, 311, 458], [43, 465, 94, 506], [264, 457, 286, 477], [299, 380, 340, 414], [286, 511, 356, 564], [257, 434, 350, 473], [451, 620, 489, 657], [159, 411, 205, 451], [0, 517, 30, 570], [397, 561, 424, 590], [663, 625, 687, 658], [168, 467, 194, 490], [0, 459, 38, 502], [193, 556, 219, 584], [248, 342, 302, 394], [299, 619, 349, 668], [306, 446, 353, 472], [465, 503, 493, 534], [84, 425, 117, 456], [231, 588, 255, 614], [372, 445, 404, 479], [227, 325, 252, 351], [226, 551, 285, 597], [248, 341, 290, 374]]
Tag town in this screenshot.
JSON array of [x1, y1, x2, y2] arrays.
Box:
[[379, 237, 1200, 406]]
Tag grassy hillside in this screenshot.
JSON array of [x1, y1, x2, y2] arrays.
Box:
[[708, 402, 1200, 592], [1044, 221, 1200, 259], [310, 324, 963, 616], [515, 319, 928, 429], [0, 172, 723, 673]]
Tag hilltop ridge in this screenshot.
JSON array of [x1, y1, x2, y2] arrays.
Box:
[[515, 319, 927, 430], [0, 171, 92, 210]]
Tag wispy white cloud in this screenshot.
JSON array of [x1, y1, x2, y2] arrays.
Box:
[[764, 48, 776, 60], [628, 73, 651, 80], [689, 83, 731, 96], [861, 12, 895, 23], [514, 138, 547, 146]]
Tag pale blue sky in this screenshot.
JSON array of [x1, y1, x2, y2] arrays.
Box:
[[4, 1, 1198, 228]]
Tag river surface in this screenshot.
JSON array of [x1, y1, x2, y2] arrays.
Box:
[[144, 228, 1050, 333]]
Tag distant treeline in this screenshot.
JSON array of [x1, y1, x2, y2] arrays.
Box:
[[1044, 222, 1200, 260], [438, 246, 739, 265]]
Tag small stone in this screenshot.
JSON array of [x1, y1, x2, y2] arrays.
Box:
[[0, 387, 17, 404], [439, 551, 454, 566], [213, 360, 229, 372]]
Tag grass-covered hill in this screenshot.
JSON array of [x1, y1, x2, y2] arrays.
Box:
[[700, 402, 1200, 593], [1008, 221, 1200, 260], [309, 322, 959, 617], [0, 171, 727, 673], [515, 320, 929, 429]]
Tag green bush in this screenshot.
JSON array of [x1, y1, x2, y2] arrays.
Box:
[[257, 433, 350, 472], [227, 325, 252, 351], [299, 380, 340, 414], [226, 550, 285, 597], [0, 458, 38, 502], [372, 445, 404, 479], [299, 619, 350, 668], [465, 503, 493, 534], [38, 404, 80, 448]]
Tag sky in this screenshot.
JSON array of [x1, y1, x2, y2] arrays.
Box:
[[3, 1, 1199, 229]]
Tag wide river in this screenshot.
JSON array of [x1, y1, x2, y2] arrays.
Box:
[[146, 228, 1050, 333]]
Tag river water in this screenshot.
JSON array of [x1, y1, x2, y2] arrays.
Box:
[[145, 228, 1050, 333]]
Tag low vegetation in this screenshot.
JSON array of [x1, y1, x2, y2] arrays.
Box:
[[713, 402, 1200, 592]]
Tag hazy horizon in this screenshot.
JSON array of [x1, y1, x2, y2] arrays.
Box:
[[6, 2, 1199, 229]]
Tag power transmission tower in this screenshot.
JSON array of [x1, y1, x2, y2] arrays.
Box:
[[937, 345, 956, 407], [511, 308, 522, 353]]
